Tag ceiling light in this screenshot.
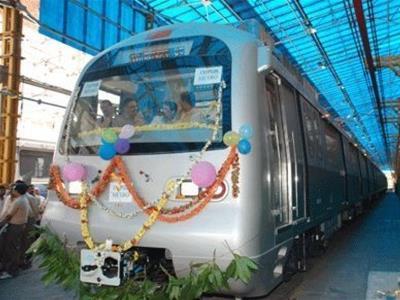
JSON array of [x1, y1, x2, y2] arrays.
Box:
[[318, 62, 326, 69], [321, 113, 330, 119], [307, 27, 317, 35], [201, 0, 212, 6]]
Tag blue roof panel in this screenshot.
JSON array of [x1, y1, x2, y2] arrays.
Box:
[[39, 0, 399, 168]]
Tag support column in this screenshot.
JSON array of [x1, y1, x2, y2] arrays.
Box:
[[0, 5, 23, 185]]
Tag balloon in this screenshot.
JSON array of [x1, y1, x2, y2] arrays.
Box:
[[191, 161, 217, 188], [223, 131, 240, 146], [114, 138, 130, 154], [119, 124, 135, 139], [99, 143, 116, 160], [238, 139, 252, 155], [101, 128, 118, 144], [239, 124, 253, 139], [62, 162, 87, 182]]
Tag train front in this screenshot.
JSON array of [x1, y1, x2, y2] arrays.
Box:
[[41, 24, 262, 293]]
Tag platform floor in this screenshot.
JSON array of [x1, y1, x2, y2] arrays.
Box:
[[268, 192, 400, 300], [0, 192, 399, 300]]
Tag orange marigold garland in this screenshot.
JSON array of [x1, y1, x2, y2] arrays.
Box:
[[156, 146, 237, 223], [79, 147, 238, 251], [49, 165, 80, 209], [51, 146, 238, 220]]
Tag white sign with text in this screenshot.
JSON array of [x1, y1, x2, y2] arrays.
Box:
[[109, 182, 131, 203], [80, 80, 102, 97], [194, 66, 223, 85]]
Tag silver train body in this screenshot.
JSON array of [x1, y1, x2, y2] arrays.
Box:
[[42, 21, 387, 297]]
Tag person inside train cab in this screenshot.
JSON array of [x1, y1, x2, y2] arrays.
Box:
[[113, 98, 145, 127], [152, 101, 178, 124], [97, 100, 115, 128], [177, 92, 201, 123], [74, 99, 97, 133]]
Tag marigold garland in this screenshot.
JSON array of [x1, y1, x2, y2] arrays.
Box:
[[51, 146, 238, 220], [231, 153, 240, 198], [49, 165, 81, 209], [78, 147, 238, 251]]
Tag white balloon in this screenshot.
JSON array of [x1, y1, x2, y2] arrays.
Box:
[[119, 124, 135, 139]]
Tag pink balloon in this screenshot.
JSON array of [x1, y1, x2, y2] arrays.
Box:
[[191, 161, 217, 188], [62, 162, 87, 182]]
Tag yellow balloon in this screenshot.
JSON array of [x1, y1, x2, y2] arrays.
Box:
[[223, 131, 240, 146]]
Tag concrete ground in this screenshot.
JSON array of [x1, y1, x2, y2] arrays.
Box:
[[267, 192, 400, 300], [0, 258, 74, 300], [1, 192, 399, 300]]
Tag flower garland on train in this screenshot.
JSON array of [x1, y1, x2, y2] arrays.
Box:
[[49, 82, 254, 252]]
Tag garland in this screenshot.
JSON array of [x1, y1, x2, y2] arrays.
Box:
[[78, 121, 217, 138], [49, 165, 81, 209], [79, 147, 238, 251], [92, 196, 146, 219], [115, 146, 237, 223], [50, 145, 237, 215], [231, 153, 240, 198]]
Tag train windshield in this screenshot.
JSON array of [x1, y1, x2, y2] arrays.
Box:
[[62, 36, 231, 155]]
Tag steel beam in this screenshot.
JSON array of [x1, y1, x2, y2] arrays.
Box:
[[0, 5, 22, 185], [353, 0, 390, 166]]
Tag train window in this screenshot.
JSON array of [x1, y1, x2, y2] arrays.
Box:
[[323, 123, 343, 171], [265, 78, 289, 227], [304, 110, 315, 158], [19, 149, 53, 183], [349, 144, 359, 175], [314, 116, 323, 162], [300, 99, 322, 165], [62, 36, 232, 155]]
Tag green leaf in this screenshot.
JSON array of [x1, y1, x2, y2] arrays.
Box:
[[34, 227, 258, 300]]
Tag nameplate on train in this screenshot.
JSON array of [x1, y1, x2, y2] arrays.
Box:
[[194, 66, 223, 85], [109, 182, 131, 203]]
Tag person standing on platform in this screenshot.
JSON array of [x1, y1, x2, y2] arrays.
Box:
[[19, 184, 41, 269], [0, 185, 6, 215], [0, 182, 29, 279], [34, 187, 47, 221]]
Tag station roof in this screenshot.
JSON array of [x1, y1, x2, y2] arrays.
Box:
[[39, 0, 400, 169]]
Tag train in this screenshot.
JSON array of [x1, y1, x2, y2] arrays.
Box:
[[42, 20, 387, 298]]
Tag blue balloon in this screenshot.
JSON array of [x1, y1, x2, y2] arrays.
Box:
[[238, 139, 252, 155], [99, 143, 116, 160], [239, 124, 253, 139]]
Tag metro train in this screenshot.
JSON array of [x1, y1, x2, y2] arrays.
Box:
[[42, 20, 387, 298]]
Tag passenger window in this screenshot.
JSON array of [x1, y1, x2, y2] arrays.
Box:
[[301, 99, 322, 165], [265, 79, 289, 227], [323, 123, 344, 171]]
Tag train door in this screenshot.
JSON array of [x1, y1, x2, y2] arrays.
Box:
[[265, 77, 291, 235], [279, 82, 307, 223]]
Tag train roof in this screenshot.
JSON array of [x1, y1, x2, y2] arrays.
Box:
[[75, 21, 382, 171]]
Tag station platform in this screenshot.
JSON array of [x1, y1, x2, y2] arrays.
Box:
[[0, 192, 399, 300], [268, 192, 400, 300]]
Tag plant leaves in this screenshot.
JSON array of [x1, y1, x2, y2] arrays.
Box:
[[33, 227, 258, 299]]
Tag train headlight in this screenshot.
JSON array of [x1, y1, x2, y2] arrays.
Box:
[[68, 181, 83, 194], [180, 180, 200, 198], [176, 180, 228, 201]]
